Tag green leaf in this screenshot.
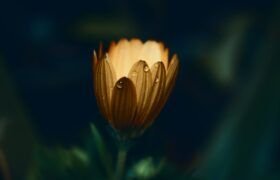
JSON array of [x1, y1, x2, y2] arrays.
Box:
[[90, 123, 113, 179], [27, 145, 92, 180], [129, 157, 166, 179]]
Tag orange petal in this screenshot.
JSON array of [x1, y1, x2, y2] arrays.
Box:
[[129, 39, 144, 63], [165, 54, 179, 99], [92, 50, 98, 74], [128, 60, 152, 126], [98, 42, 103, 59], [108, 41, 116, 58], [139, 41, 162, 68], [141, 62, 166, 129], [158, 42, 168, 69], [146, 54, 179, 127], [162, 48, 169, 69], [111, 77, 137, 131], [94, 56, 116, 122], [110, 39, 131, 79]]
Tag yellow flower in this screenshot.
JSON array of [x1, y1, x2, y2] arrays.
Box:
[[93, 38, 179, 138]]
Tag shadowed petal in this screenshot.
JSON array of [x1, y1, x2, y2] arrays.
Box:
[[111, 77, 137, 131], [98, 42, 103, 59], [165, 54, 179, 99], [92, 50, 98, 74], [145, 54, 179, 127], [128, 60, 152, 126], [108, 41, 116, 58], [94, 56, 116, 121], [141, 62, 166, 129]]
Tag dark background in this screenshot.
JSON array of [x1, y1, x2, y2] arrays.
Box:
[[0, 0, 279, 179]]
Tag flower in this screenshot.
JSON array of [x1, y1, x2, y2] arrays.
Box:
[[93, 38, 179, 138]]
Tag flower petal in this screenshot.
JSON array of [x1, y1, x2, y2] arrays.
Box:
[[141, 62, 166, 129], [108, 41, 116, 58], [94, 56, 116, 122], [92, 50, 98, 74], [162, 48, 169, 69], [145, 54, 179, 126], [109, 39, 132, 79], [158, 43, 168, 69], [165, 54, 179, 99], [128, 60, 152, 126], [111, 77, 137, 131], [98, 42, 103, 59], [139, 41, 162, 68]]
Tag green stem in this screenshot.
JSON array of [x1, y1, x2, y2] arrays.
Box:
[[114, 146, 127, 180]]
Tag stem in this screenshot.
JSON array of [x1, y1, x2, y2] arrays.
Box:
[[114, 146, 127, 180]]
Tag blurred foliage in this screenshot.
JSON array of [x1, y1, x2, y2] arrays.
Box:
[[27, 123, 196, 179], [193, 7, 280, 180], [27, 146, 90, 180], [27, 123, 108, 180], [0, 57, 34, 179], [128, 157, 165, 179]]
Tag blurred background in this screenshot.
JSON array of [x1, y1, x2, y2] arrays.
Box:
[[0, 0, 279, 179]]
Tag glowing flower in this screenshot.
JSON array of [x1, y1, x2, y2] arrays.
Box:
[[93, 38, 179, 138]]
